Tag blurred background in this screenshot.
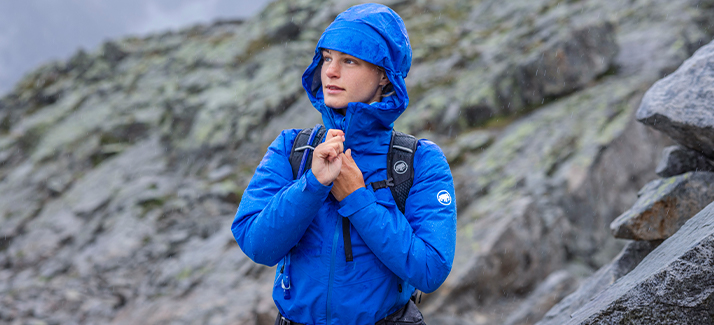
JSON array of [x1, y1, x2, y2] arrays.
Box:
[[0, 0, 273, 95], [0, 0, 713, 324]]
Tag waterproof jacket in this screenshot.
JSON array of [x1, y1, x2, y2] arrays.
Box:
[[231, 4, 456, 324]]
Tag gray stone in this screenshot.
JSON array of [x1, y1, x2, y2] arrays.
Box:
[[565, 201, 714, 324], [424, 314, 474, 325], [610, 172, 714, 241], [636, 39, 714, 159], [536, 240, 661, 325], [497, 21, 618, 109], [443, 130, 493, 163], [656, 145, 714, 177], [503, 270, 579, 325], [63, 137, 166, 216], [207, 165, 234, 183], [100, 41, 128, 66]]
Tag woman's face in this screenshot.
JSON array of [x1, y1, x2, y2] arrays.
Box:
[[320, 49, 389, 109]]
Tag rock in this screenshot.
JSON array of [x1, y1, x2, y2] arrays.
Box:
[[101, 41, 128, 66], [636, 39, 714, 159], [423, 76, 670, 317], [655, 145, 714, 177], [565, 201, 714, 324], [503, 270, 579, 325], [536, 240, 661, 325], [610, 172, 714, 241], [497, 21, 618, 110], [401, 19, 620, 132], [443, 130, 493, 163], [63, 137, 166, 216], [7, 202, 82, 268], [207, 164, 234, 182], [424, 314, 474, 325]]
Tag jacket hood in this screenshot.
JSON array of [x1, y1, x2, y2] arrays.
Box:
[[302, 3, 412, 132]]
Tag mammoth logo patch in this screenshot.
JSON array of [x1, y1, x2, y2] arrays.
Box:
[[437, 190, 452, 205], [394, 160, 408, 174]]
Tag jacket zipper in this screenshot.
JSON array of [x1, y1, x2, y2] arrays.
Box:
[[326, 215, 341, 325], [341, 110, 351, 143], [326, 110, 351, 324]]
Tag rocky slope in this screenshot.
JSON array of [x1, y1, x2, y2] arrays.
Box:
[[538, 38, 714, 325], [0, 0, 713, 324]]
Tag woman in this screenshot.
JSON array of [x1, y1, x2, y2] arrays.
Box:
[[232, 4, 456, 324]]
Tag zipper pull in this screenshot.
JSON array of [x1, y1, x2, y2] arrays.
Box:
[[283, 280, 291, 300], [281, 254, 291, 300]]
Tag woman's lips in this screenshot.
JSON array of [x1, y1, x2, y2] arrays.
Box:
[[325, 85, 344, 95]]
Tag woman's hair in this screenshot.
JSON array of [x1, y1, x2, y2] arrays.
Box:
[[377, 67, 395, 97]]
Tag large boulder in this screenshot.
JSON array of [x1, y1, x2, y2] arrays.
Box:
[[636, 39, 714, 159], [610, 171, 714, 241], [564, 201, 714, 324], [536, 240, 661, 325]]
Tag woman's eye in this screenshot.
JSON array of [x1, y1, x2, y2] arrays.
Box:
[[324, 57, 332, 62], [345, 59, 355, 64]]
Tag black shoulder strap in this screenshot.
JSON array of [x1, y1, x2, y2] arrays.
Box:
[[387, 131, 418, 215], [291, 127, 417, 264], [289, 126, 327, 179]]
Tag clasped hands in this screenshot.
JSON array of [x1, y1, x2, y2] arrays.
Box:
[[311, 129, 365, 201]]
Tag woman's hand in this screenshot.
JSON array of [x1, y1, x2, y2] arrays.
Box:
[[331, 149, 365, 201], [312, 129, 345, 186]]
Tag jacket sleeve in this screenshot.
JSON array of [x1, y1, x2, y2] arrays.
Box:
[[337, 140, 457, 293], [231, 129, 332, 266]]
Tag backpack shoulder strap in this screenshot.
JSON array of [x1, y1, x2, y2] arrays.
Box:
[[387, 130, 418, 215], [289, 125, 326, 179]]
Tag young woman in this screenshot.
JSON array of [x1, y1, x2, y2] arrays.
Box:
[[232, 4, 456, 324]]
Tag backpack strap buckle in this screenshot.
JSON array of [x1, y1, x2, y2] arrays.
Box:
[[279, 316, 289, 325], [277, 314, 306, 325], [370, 177, 394, 190]]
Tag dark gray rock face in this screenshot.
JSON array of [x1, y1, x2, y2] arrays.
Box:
[[536, 240, 662, 325], [610, 172, 714, 241], [425, 79, 672, 318], [565, 201, 714, 325], [497, 22, 618, 111], [637, 40, 714, 159], [656, 145, 714, 177]]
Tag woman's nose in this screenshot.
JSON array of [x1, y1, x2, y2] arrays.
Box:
[[325, 62, 340, 78]]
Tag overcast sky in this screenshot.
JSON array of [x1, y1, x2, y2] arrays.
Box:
[[0, 0, 273, 95]]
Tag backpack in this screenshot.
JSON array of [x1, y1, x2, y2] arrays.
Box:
[[289, 124, 418, 262]]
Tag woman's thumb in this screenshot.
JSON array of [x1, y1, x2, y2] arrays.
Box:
[[345, 148, 353, 159]]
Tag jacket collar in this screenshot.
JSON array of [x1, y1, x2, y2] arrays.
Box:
[[315, 98, 403, 153]]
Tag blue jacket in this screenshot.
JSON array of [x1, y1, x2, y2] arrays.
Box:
[[231, 4, 456, 324]]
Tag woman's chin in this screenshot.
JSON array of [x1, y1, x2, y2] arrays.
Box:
[[325, 100, 348, 110]]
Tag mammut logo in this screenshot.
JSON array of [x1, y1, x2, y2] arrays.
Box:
[[437, 190, 452, 205], [394, 160, 408, 174]]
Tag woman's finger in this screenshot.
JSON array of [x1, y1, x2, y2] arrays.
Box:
[[325, 129, 345, 141]]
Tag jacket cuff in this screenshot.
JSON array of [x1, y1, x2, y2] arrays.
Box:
[[304, 169, 332, 194], [338, 187, 376, 216]]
